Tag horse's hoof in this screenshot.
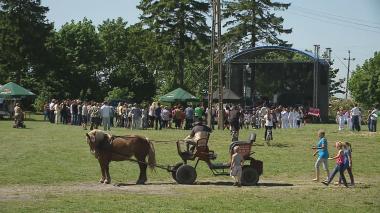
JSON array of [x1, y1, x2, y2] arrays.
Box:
[[99, 180, 105, 183], [104, 180, 111, 184]]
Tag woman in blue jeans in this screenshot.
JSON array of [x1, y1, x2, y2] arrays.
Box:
[[322, 142, 348, 187]]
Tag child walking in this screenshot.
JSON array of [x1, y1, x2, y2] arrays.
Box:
[[339, 142, 355, 186], [312, 129, 329, 182], [230, 146, 244, 187], [322, 142, 348, 187]]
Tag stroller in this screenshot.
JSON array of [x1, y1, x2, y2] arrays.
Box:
[[13, 113, 26, 128]]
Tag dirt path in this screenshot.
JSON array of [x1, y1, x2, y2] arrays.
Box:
[[1, 177, 371, 201]]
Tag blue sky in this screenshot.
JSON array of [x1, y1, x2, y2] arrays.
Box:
[[42, 0, 380, 94]]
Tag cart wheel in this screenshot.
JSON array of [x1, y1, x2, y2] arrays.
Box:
[[176, 165, 197, 184], [241, 166, 259, 186], [171, 162, 184, 181]]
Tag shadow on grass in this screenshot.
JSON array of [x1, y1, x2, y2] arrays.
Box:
[[254, 142, 291, 148], [196, 181, 294, 187], [113, 181, 294, 187]]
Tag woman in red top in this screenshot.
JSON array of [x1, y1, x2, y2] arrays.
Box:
[[322, 142, 348, 187]]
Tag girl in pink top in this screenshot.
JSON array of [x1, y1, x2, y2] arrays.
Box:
[[322, 142, 348, 187]]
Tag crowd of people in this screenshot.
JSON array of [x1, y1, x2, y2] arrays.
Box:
[[335, 104, 378, 132], [43, 99, 309, 134]]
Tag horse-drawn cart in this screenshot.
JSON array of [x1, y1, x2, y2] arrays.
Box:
[[171, 133, 263, 185], [86, 130, 263, 186]]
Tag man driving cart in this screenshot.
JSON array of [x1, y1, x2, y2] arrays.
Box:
[[184, 118, 212, 152]]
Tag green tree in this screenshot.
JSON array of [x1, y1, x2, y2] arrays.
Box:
[[320, 50, 345, 97], [223, 0, 292, 48], [348, 52, 380, 107], [137, 0, 210, 89], [98, 19, 156, 103], [0, 0, 53, 84], [55, 18, 104, 100]]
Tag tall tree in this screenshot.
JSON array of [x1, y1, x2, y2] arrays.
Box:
[[223, 0, 292, 48], [0, 0, 53, 84], [348, 52, 380, 107], [137, 0, 209, 89], [98, 19, 156, 102], [55, 18, 104, 100]]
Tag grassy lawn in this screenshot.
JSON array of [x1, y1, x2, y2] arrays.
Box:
[[0, 115, 379, 212]]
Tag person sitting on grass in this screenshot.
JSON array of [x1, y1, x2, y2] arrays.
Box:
[[322, 141, 348, 187], [230, 146, 244, 187], [312, 129, 329, 182]]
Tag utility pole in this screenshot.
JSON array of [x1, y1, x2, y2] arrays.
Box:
[[344, 50, 355, 99], [216, 0, 223, 130], [313, 45, 320, 108], [207, 0, 216, 128], [208, 0, 223, 129]]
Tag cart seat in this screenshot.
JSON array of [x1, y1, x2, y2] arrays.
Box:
[[229, 133, 256, 151], [229, 133, 256, 158]]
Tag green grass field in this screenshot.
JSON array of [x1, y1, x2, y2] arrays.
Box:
[[0, 116, 379, 212]]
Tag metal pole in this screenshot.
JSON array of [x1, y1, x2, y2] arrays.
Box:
[[216, 0, 223, 130], [207, 0, 216, 128], [316, 45, 320, 108], [344, 50, 355, 99]]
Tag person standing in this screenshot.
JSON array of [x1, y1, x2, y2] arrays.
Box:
[[100, 101, 112, 131], [154, 103, 162, 130], [141, 106, 148, 129], [288, 107, 295, 128], [351, 104, 361, 131], [54, 101, 61, 124], [336, 108, 345, 131], [312, 129, 329, 182], [49, 99, 55, 123], [228, 105, 241, 141], [194, 104, 204, 122], [82, 102, 88, 130], [161, 106, 170, 129], [148, 102, 156, 128], [230, 146, 243, 187], [184, 105, 194, 130], [264, 110, 274, 143], [369, 106, 378, 132], [90, 103, 101, 130], [131, 104, 142, 130], [281, 108, 289, 129]]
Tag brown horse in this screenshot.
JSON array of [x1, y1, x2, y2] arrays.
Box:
[[85, 130, 156, 184]]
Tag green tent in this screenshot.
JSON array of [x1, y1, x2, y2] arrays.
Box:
[[0, 82, 35, 99], [159, 88, 198, 103]]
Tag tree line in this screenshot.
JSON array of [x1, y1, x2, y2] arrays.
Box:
[[1, 0, 365, 106]]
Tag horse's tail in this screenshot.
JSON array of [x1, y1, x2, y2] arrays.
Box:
[[146, 138, 156, 170]]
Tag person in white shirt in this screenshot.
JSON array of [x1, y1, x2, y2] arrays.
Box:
[[281, 108, 289, 129], [288, 107, 295, 128], [351, 104, 361, 131], [369, 106, 378, 132], [264, 110, 274, 143], [101, 101, 112, 131], [336, 108, 345, 131], [49, 99, 55, 123], [54, 102, 61, 124]]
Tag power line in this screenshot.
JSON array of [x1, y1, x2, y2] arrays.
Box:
[[288, 11, 380, 34], [291, 8, 380, 30], [291, 5, 380, 27], [332, 53, 349, 70]]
